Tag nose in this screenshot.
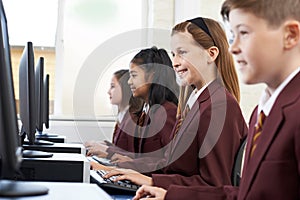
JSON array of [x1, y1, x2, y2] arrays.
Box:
[[128, 77, 132, 85], [172, 54, 180, 70], [228, 37, 241, 55]]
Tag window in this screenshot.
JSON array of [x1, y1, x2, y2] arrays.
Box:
[[4, 0, 144, 118]]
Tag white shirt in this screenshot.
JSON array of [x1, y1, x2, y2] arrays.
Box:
[[258, 67, 300, 118], [117, 106, 129, 123], [186, 81, 212, 109], [142, 103, 149, 113]]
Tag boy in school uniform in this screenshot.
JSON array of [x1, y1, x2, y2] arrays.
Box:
[[133, 0, 300, 199]]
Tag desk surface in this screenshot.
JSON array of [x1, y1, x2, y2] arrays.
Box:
[[0, 181, 112, 200]]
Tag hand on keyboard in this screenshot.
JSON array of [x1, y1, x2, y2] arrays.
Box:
[[110, 153, 133, 163], [87, 156, 115, 171], [92, 155, 116, 166], [90, 169, 140, 193], [103, 168, 153, 186]]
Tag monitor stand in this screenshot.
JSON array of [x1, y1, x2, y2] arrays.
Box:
[[36, 130, 58, 137], [22, 149, 53, 158], [0, 180, 48, 197], [23, 139, 54, 146], [36, 131, 66, 143]]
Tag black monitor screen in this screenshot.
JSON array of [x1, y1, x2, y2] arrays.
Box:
[[35, 57, 44, 133], [43, 74, 50, 129], [0, 0, 21, 179], [35, 59, 53, 138], [19, 41, 36, 145], [0, 1, 48, 196]]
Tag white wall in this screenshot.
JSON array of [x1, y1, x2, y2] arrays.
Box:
[[46, 119, 115, 143], [50, 0, 265, 143]]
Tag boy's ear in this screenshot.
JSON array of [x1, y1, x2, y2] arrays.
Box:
[[284, 21, 300, 49]]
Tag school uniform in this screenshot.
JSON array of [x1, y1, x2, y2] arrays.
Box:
[[110, 109, 136, 151], [164, 69, 300, 200], [152, 79, 247, 189], [135, 101, 177, 154], [107, 101, 177, 164]]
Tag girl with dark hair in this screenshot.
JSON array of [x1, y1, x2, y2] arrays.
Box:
[[90, 47, 179, 169], [85, 69, 143, 157]]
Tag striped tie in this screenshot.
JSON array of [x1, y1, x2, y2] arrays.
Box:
[[138, 111, 146, 127], [173, 105, 190, 138], [250, 111, 266, 157]]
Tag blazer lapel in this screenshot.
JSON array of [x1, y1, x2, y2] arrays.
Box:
[[169, 80, 222, 161], [239, 107, 284, 199], [239, 71, 300, 199], [242, 107, 258, 170], [113, 111, 129, 144]]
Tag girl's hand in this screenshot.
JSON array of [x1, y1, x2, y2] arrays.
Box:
[[104, 168, 153, 186], [133, 185, 167, 200]]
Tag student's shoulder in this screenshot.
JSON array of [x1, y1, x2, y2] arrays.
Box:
[[161, 100, 177, 110], [151, 101, 177, 118]]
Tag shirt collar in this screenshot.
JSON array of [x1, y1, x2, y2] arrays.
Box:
[[186, 81, 212, 109], [142, 103, 149, 113], [117, 106, 129, 123], [258, 67, 300, 117]]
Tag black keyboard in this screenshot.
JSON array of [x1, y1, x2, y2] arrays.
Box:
[[91, 155, 116, 166], [90, 170, 140, 194]]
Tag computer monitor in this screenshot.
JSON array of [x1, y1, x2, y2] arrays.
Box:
[[35, 57, 44, 133], [35, 58, 57, 138], [19, 41, 36, 144], [19, 42, 54, 147], [43, 74, 50, 129], [0, 0, 48, 196]]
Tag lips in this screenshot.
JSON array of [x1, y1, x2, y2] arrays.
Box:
[[176, 68, 188, 77], [130, 87, 136, 93], [237, 60, 247, 65]]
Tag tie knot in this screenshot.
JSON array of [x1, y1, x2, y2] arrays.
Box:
[[257, 111, 266, 128]]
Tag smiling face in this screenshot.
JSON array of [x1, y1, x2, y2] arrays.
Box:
[[107, 75, 122, 106], [171, 31, 212, 89], [228, 9, 286, 88], [128, 63, 151, 101]]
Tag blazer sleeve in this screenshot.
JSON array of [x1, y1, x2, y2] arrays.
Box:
[[165, 184, 239, 200]]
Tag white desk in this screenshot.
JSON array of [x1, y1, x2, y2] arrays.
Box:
[[0, 181, 112, 200]]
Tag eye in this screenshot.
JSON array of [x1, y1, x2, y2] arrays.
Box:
[[178, 50, 187, 55], [239, 30, 248, 35], [130, 73, 137, 78]]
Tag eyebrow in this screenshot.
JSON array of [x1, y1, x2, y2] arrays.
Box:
[[172, 47, 184, 53], [235, 24, 247, 29], [129, 70, 138, 74]]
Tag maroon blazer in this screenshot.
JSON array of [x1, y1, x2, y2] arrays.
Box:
[[111, 111, 136, 152], [164, 72, 300, 199], [107, 101, 177, 165], [152, 80, 247, 189], [135, 101, 177, 154], [106, 110, 137, 157]]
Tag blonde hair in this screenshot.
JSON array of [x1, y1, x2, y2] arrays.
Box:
[[176, 85, 194, 119]]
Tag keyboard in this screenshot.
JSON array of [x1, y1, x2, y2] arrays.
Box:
[[90, 170, 140, 194], [90, 155, 116, 166]]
